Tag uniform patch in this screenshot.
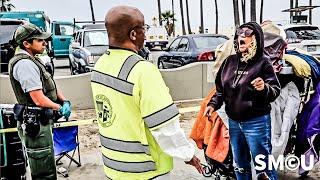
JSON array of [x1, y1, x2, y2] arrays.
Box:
[[95, 94, 115, 127]]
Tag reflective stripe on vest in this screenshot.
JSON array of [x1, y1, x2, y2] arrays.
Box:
[[91, 54, 140, 96], [100, 134, 151, 155], [143, 103, 179, 129], [102, 154, 156, 173], [118, 54, 140, 80], [91, 70, 134, 96]]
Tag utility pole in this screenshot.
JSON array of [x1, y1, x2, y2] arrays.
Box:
[[241, 0, 246, 23], [200, 0, 204, 33], [233, 0, 240, 27], [290, 0, 293, 23], [250, 0, 256, 22], [260, 0, 264, 24], [157, 0, 162, 26], [295, 0, 299, 16], [89, 0, 95, 23], [309, 0, 312, 24]]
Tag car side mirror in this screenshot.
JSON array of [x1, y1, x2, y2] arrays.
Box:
[[47, 50, 54, 57], [163, 47, 169, 51], [71, 42, 81, 49]]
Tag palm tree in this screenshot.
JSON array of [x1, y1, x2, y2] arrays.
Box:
[[200, 0, 204, 33], [157, 0, 162, 26], [250, 0, 256, 22], [290, 0, 293, 23], [172, 0, 175, 36], [259, 0, 264, 23], [89, 0, 95, 22], [185, 0, 192, 34], [179, 0, 186, 35], [161, 10, 176, 36], [1, 0, 14, 12], [233, 0, 240, 27], [214, 0, 218, 34], [241, 0, 246, 23]]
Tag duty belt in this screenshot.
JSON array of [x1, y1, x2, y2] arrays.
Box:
[[13, 104, 58, 138]]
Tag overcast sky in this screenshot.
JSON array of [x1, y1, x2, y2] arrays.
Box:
[[11, 0, 320, 33]]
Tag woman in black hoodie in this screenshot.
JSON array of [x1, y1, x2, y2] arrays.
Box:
[[204, 22, 280, 180]]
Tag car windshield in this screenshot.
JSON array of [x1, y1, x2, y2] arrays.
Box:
[[286, 26, 320, 40], [0, 24, 20, 44], [193, 36, 227, 49], [83, 30, 109, 47]]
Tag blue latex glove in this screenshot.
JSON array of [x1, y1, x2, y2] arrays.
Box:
[[59, 100, 71, 119]]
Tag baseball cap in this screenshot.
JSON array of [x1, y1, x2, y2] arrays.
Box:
[[14, 23, 52, 45]]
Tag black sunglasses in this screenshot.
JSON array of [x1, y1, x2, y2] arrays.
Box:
[[236, 28, 254, 37]]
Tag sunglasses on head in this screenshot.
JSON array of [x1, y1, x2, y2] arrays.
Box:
[[236, 28, 254, 37]]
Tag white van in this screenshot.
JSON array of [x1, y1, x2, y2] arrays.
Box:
[[145, 26, 168, 50]]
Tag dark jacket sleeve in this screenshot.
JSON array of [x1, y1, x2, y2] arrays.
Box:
[[207, 59, 226, 110], [256, 60, 281, 103]]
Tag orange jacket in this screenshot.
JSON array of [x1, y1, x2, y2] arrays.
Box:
[[190, 89, 229, 163]]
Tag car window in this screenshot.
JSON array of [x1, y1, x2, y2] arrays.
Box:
[[55, 24, 74, 36], [83, 30, 108, 47], [0, 24, 20, 44], [169, 38, 181, 51], [286, 26, 320, 40], [193, 36, 228, 49], [286, 30, 298, 39], [177, 38, 189, 52]]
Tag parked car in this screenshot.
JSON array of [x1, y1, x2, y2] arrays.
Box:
[[51, 21, 79, 57], [281, 24, 320, 59], [157, 34, 228, 69], [69, 23, 109, 74]]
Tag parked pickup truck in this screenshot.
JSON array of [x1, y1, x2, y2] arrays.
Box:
[[0, 11, 77, 58]]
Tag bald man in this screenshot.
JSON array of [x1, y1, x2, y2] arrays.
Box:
[[91, 5, 203, 179]]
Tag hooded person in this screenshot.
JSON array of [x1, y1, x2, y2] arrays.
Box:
[[204, 22, 281, 180]]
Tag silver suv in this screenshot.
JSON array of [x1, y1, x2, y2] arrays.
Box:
[[69, 23, 108, 75]]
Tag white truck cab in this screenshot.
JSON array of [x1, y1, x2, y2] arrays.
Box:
[[145, 26, 168, 50]]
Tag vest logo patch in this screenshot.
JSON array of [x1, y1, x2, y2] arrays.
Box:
[[95, 94, 115, 127]]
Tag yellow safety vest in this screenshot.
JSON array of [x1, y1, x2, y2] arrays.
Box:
[[91, 48, 179, 179]]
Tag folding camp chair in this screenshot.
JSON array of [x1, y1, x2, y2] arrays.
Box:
[[53, 125, 81, 177]]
